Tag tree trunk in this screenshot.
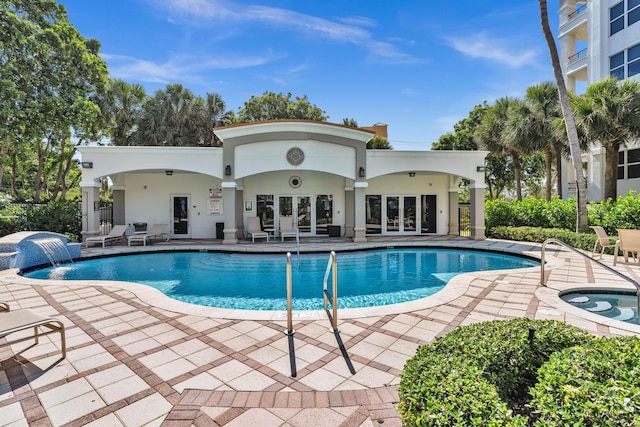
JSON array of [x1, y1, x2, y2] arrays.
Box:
[[512, 151, 522, 201], [544, 143, 552, 201], [539, 0, 588, 232], [604, 142, 620, 201], [555, 148, 563, 198]]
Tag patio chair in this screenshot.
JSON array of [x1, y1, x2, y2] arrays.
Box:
[[0, 303, 66, 359], [614, 229, 640, 265], [128, 223, 168, 246], [590, 226, 617, 258], [279, 216, 297, 242], [85, 224, 129, 248], [247, 217, 269, 243]]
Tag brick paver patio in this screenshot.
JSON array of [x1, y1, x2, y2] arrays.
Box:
[[1, 236, 639, 426]]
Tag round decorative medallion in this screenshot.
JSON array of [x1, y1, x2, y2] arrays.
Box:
[[286, 147, 305, 165], [289, 176, 302, 188]]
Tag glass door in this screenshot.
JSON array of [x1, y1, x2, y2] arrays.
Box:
[[383, 195, 419, 234], [276, 195, 314, 236], [171, 195, 190, 238], [296, 195, 312, 235]]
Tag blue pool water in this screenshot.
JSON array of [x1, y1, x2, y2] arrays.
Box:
[[562, 291, 640, 325], [24, 248, 538, 310]]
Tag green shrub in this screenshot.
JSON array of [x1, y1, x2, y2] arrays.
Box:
[[0, 200, 81, 242], [488, 226, 598, 252], [398, 319, 593, 426], [485, 198, 576, 231], [588, 191, 640, 234], [530, 336, 640, 426]]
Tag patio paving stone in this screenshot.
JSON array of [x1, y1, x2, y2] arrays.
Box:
[[2, 236, 640, 425]]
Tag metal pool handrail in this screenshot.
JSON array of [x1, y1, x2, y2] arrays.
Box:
[[540, 238, 640, 314], [323, 250, 338, 332]]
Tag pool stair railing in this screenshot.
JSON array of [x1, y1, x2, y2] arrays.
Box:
[[540, 238, 640, 316], [323, 250, 339, 333]]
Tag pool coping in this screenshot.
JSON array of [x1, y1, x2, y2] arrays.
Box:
[[9, 238, 551, 321]]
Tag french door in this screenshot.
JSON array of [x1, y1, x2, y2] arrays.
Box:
[[277, 195, 312, 235], [384, 195, 418, 234]]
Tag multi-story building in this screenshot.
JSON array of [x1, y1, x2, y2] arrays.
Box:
[[558, 0, 640, 200]]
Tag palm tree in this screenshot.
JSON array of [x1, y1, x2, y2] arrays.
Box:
[[572, 78, 640, 201], [538, 0, 588, 231], [475, 97, 525, 200], [197, 92, 232, 146], [100, 79, 147, 146], [507, 82, 561, 201]]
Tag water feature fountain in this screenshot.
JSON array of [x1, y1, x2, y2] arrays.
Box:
[[0, 231, 81, 271]]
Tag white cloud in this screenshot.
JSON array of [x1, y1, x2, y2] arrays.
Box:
[[148, 0, 420, 64], [102, 51, 281, 84], [445, 32, 539, 68]]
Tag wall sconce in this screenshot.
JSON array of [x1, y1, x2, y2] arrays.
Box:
[[225, 165, 232, 176], [359, 167, 365, 178], [476, 166, 487, 172], [409, 172, 415, 177], [81, 161, 93, 169], [165, 170, 173, 176]]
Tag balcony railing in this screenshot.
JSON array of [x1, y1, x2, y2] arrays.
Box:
[[568, 48, 588, 63], [568, 3, 587, 20]]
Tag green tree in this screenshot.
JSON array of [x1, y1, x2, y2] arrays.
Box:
[[572, 77, 640, 201], [432, 102, 488, 151], [100, 79, 147, 146], [475, 97, 525, 200], [342, 118, 358, 127], [1, 0, 108, 201], [507, 82, 561, 201], [367, 136, 392, 149], [197, 92, 233, 146], [539, 0, 588, 231], [237, 91, 328, 122], [135, 84, 203, 146]]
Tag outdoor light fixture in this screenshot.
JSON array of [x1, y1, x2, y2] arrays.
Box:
[[165, 170, 173, 176], [409, 172, 416, 177], [477, 166, 487, 172], [225, 165, 232, 176], [359, 167, 365, 178], [81, 161, 93, 169]]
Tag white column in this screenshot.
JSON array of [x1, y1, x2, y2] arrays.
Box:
[[353, 182, 368, 242], [222, 182, 238, 244], [469, 182, 486, 240]]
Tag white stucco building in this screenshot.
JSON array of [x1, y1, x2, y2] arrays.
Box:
[[559, 0, 640, 200], [79, 121, 488, 243]]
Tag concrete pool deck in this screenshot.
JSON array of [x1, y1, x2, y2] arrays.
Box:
[[1, 236, 640, 426]]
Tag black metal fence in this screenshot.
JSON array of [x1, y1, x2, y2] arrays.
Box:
[[459, 204, 471, 236]]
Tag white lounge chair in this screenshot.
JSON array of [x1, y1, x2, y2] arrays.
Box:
[[85, 224, 129, 248], [590, 226, 617, 258], [247, 217, 269, 243], [279, 216, 297, 242], [128, 224, 168, 246], [614, 229, 640, 265], [0, 303, 66, 359]]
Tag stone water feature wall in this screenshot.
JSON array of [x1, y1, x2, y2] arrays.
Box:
[[0, 231, 81, 271]]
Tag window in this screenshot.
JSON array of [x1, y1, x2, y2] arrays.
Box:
[[630, 0, 640, 26], [628, 43, 640, 78], [256, 194, 274, 228], [315, 195, 333, 235], [610, 44, 640, 79], [628, 148, 640, 179], [618, 149, 640, 180], [610, 52, 625, 80], [619, 151, 625, 179], [365, 195, 382, 234], [611, 1, 625, 35]]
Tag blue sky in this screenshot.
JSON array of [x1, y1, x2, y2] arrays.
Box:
[[59, 0, 560, 150]]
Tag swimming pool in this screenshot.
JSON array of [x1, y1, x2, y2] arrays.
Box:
[[24, 248, 539, 310]]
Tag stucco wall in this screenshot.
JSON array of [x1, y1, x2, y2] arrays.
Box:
[[124, 172, 224, 239]]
